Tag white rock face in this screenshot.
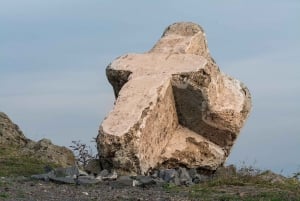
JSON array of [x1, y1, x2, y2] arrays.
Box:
[[97, 22, 252, 175]]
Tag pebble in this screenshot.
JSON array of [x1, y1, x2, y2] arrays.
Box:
[[82, 192, 89, 196]]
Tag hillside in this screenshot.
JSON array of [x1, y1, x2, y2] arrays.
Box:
[[0, 112, 75, 176]]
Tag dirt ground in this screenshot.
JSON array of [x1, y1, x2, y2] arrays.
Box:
[[1, 176, 300, 201], [1, 177, 186, 201]]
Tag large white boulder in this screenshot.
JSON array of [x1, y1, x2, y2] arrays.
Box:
[[97, 22, 252, 175]]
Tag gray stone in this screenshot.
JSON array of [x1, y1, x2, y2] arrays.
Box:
[[188, 168, 198, 179], [159, 169, 178, 183], [135, 176, 156, 187], [178, 167, 192, 185], [31, 166, 104, 185], [77, 176, 101, 185], [78, 175, 96, 180], [101, 170, 118, 180], [31, 174, 50, 182], [49, 176, 75, 184]]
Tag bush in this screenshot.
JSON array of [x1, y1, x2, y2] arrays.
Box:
[[69, 140, 98, 167]]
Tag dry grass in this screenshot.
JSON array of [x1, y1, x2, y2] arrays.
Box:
[[0, 145, 58, 177], [1, 145, 300, 200], [164, 166, 300, 201]]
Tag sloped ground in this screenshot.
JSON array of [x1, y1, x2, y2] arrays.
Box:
[[0, 145, 60, 177], [1, 166, 300, 201], [0, 112, 75, 169]]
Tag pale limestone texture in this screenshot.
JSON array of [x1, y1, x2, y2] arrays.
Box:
[[97, 22, 251, 175]]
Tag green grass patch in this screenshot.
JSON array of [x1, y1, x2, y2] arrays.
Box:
[[0, 145, 58, 177], [0, 193, 9, 199], [163, 183, 181, 193], [162, 166, 300, 201], [233, 191, 300, 201]]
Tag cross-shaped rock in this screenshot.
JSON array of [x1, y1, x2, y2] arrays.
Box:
[[97, 22, 251, 175]]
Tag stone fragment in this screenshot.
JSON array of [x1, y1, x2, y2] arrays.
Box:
[[84, 159, 101, 175], [31, 166, 102, 185], [77, 176, 101, 185], [188, 169, 198, 179], [178, 167, 193, 185], [31, 173, 51, 182], [117, 176, 134, 186], [101, 170, 118, 181], [49, 176, 75, 184], [134, 176, 157, 187], [97, 22, 252, 175], [159, 169, 179, 183]]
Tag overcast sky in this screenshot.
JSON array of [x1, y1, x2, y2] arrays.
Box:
[[0, 1, 299, 176]]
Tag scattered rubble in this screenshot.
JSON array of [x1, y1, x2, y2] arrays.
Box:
[[31, 164, 216, 187]]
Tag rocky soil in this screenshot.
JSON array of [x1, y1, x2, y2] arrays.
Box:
[[1, 166, 300, 201], [1, 176, 299, 201], [1, 177, 184, 201]]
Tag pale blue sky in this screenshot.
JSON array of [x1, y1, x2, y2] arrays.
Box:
[[0, 1, 299, 175]]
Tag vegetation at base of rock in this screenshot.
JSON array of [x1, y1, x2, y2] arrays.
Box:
[[0, 145, 58, 177], [163, 166, 300, 201], [0, 165, 300, 200], [69, 140, 98, 167]]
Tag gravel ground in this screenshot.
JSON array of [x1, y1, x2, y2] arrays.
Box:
[[0, 177, 190, 201], [1, 175, 300, 201]]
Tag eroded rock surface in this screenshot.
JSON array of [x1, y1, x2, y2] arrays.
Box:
[[0, 112, 75, 167], [97, 22, 251, 175], [0, 112, 29, 146]]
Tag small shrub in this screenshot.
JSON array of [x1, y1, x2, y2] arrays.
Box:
[[292, 171, 300, 180], [69, 140, 98, 167]]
